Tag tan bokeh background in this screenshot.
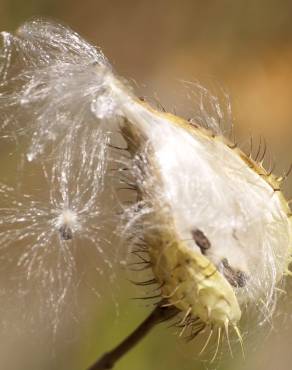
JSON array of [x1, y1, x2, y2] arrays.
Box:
[[1, 1, 292, 370]]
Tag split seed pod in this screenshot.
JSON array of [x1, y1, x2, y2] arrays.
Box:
[[105, 74, 292, 350]]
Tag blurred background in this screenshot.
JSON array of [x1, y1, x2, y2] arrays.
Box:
[[1, 1, 292, 370]]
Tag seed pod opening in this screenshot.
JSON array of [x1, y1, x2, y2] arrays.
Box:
[[113, 92, 292, 338]]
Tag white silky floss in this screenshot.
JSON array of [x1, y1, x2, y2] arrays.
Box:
[[1, 19, 292, 335], [99, 67, 292, 324]]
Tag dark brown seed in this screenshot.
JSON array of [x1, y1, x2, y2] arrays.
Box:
[[59, 225, 73, 240], [191, 229, 211, 255], [222, 258, 247, 288]]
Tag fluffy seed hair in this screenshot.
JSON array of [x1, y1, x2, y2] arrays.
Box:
[[0, 19, 292, 357]]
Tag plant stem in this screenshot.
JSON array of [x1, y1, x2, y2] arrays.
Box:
[[87, 303, 179, 370]]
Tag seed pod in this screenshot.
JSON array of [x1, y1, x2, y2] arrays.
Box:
[[113, 92, 292, 348]]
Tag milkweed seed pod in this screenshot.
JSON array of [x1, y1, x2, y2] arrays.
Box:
[[115, 97, 292, 350], [99, 70, 292, 350], [1, 20, 292, 354]]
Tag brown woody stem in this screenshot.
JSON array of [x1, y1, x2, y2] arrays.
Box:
[[87, 303, 179, 370]]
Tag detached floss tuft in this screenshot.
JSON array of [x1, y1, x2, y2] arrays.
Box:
[[0, 19, 114, 160], [0, 122, 111, 330]]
